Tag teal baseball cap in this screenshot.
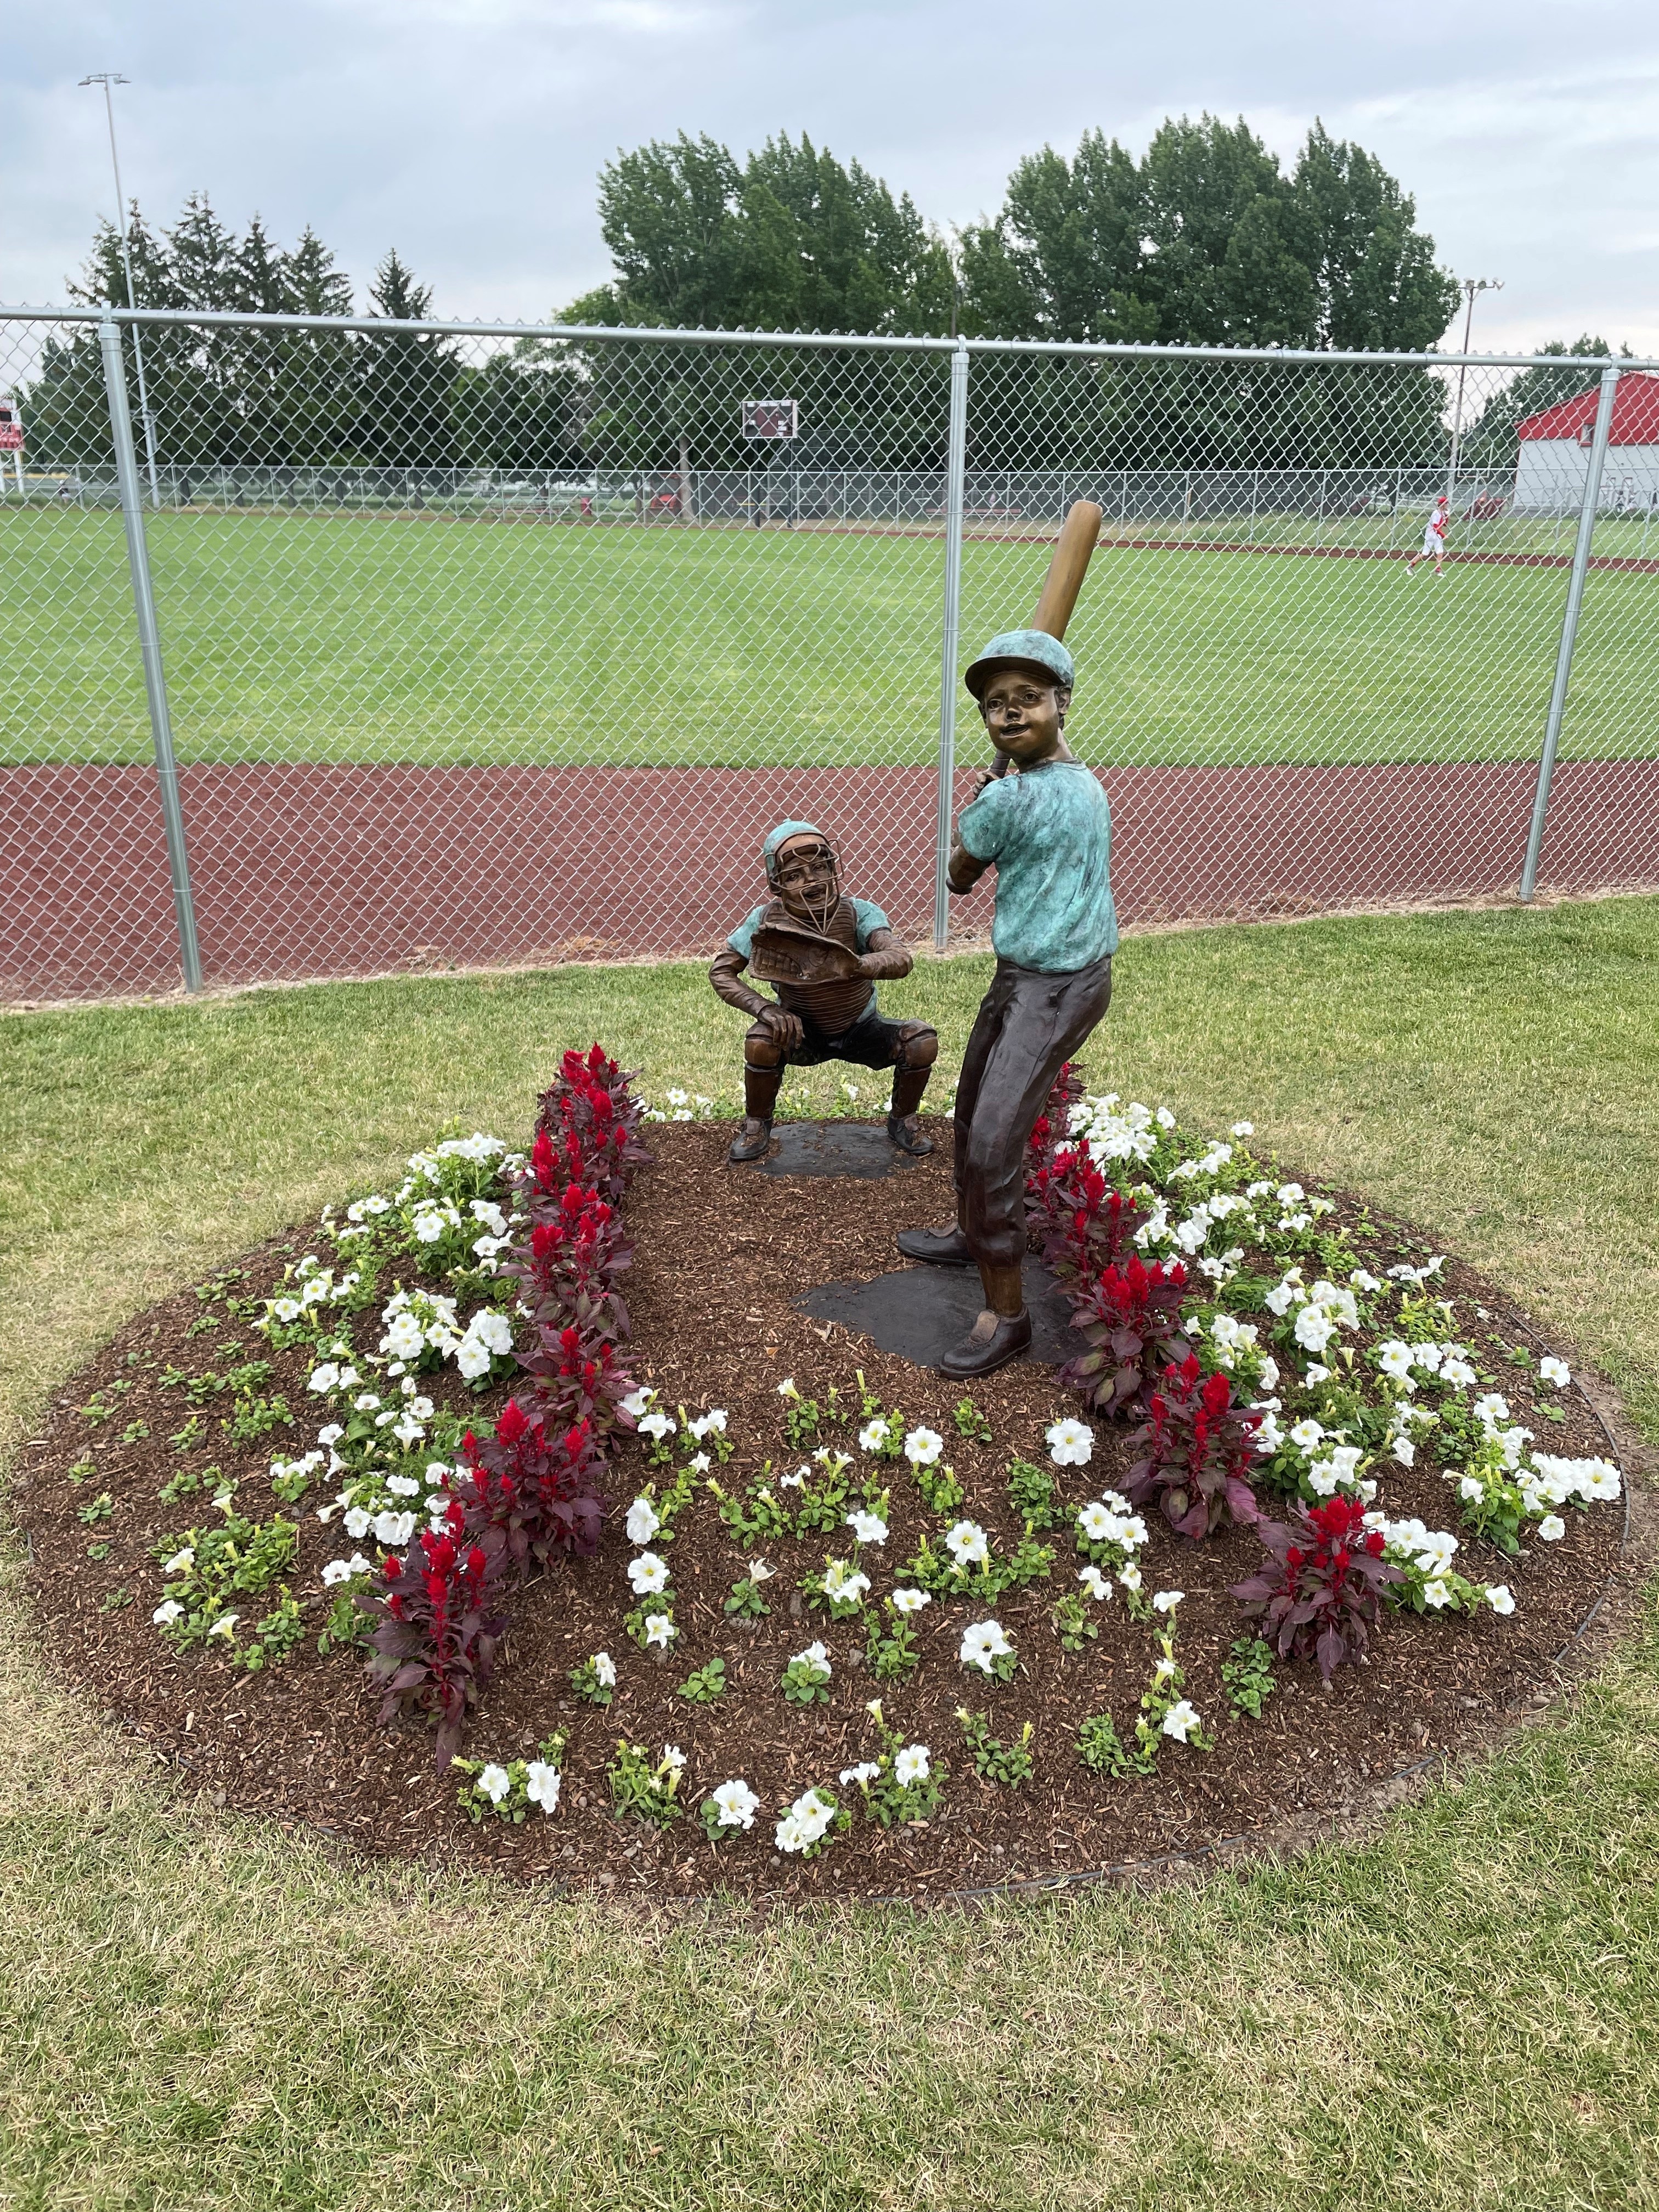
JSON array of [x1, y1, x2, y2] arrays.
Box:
[[964, 628, 1075, 701], [763, 820, 830, 882]]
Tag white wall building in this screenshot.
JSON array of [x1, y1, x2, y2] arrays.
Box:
[[1513, 372, 1659, 512]]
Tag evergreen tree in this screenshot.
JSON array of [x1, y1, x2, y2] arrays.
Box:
[[354, 250, 458, 467]]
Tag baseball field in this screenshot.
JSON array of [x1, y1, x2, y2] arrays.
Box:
[[6, 506, 1657, 769]]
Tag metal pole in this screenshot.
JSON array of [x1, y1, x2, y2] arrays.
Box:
[[99, 311, 201, 990], [83, 76, 162, 506], [1520, 364, 1620, 903], [932, 340, 970, 952]]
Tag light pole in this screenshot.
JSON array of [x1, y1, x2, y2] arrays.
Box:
[[80, 71, 161, 505], [1446, 275, 1503, 507]]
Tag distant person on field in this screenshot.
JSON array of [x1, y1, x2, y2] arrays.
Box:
[[1408, 494, 1450, 577]]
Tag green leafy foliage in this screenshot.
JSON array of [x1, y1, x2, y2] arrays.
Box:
[[1077, 1712, 1142, 1778], [607, 1741, 685, 1830], [1221, 1636, 1277, 1719], [957, 1709, 1034, 1788], [723, 1574, 771, 1621], [953, 1397, 992, 1444], [1006, 1457, 1061, 1531], [677, 1657, 727, 1705]]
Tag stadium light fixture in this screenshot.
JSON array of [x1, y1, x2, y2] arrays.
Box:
[[1447, 276, 1504, 504], [80, 71, 161, 504]]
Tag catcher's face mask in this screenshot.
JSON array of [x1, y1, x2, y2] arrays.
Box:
[[772, 834, 838, 931]]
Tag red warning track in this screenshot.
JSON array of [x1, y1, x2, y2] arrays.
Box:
[[4, 758, 1657, 1001]]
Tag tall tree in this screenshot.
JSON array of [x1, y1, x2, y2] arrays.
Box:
[[570, 131, 953, 336], [1290, 123, 1459, 351], [957, 131, 1152, 343], [356, 249, 458, 467]]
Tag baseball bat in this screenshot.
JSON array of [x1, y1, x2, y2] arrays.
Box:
[[992, 498, 1103, 776]]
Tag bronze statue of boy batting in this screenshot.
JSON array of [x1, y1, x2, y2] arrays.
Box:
[[899, 501, 1117, 1379]]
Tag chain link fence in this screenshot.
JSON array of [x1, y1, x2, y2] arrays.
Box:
[[3, 306, 1656, 1002]]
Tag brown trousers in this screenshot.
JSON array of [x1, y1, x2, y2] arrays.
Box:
[[953, 955, 1113, 1269]]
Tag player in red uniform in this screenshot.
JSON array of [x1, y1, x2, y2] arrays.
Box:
[[1407, 494, 1451, 575]]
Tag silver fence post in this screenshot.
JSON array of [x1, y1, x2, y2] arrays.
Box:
[[1519, 363, 1621, 904], [932, 339, 970, 952], [99, 310, 202, 991]]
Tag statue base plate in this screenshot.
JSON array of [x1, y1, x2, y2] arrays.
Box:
[[795, 1255, 1076, 1370], [744, 1118, 924, 1181]]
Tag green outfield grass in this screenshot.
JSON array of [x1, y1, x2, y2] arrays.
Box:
[[1, 898, 1657, 2209], [4, 505, 1657, 770]]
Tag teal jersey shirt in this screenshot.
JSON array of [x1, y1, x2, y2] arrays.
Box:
[[726, 897, 890, 962], [957, 760, 1117, 972]]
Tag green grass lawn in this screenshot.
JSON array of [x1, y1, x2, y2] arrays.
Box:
[[2, 897, 1657, 2208], [6, 506, 1656, 770]]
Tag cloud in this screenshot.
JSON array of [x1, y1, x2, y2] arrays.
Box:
[[3, 0, 1657, 354]]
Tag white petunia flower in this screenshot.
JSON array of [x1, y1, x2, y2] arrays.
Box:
[[644, 1613, 677, 1647], [822, 1560, 871, 1606], [960, 1619, 1012, 1674], [1119, 1562, 1143, 1594], [206, 1612, 239, 1640], [945, 1519, 990, 1568], [628, 1552, 669, 1595], [748, 1560, 776, 1583], [524, 1762, 561, 1813], [894, 1743, 931, 1786], [1231, 1120, 1254, 1137], [845, 1510, 888, 1545], [710, 1779, 760, 1830], [1422, 1578, 1454, 1610], [1289, 1419, 1325, 1452], [1160, 1701, 1200, 1743], [902, 1426, 943, 1465], [374, 1510, 416, 1547], [792, 1640, 831, 1673], [638, 1411, 674, 1443], [890, 1587, 930, 1616], [1294, 1307, 1337, 1353], [1472, 1392, 1510, 1429], [775, 1788, 837, 1854], [1078, 1565, 1112, 1601], [839, 1762, 882, 1787], [620, 1387, 655, 1419], [1046, 1416, 1094, 1466], [1538, 1357, 1571, 1389], [152, 1599, 184, 1627], [858, 1419, 889, 1453], [478, 1763, 512, 1805], [163, 1547, 195, 1576], [1485, 1584, 1516, 1616], [1152, 1589, 1184, 1613], [1537, 1515, 1567, 1542], [625, 1497, 661, 1545], [1441, 1357, 1479, 1389]]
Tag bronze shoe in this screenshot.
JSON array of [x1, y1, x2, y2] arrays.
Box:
[[727, 1117, 774, 1164], [938, 1306, 1032, 1378], [896, 1222, 974, 1266], [886, 1112, 934, 1157]]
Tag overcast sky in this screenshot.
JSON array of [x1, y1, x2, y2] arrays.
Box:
[[8, 0, 1659, 358]]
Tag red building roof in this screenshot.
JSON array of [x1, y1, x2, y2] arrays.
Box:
[[1516, 371, 1659, 444]]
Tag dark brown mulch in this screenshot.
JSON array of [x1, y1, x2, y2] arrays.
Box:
[[10, 1119, 1634, 1905]]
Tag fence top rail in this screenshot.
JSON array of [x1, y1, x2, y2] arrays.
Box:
[[3, 300, 1657, 376]]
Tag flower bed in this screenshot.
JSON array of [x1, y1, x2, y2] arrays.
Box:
[[14, 1054, 1629, 1901]]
